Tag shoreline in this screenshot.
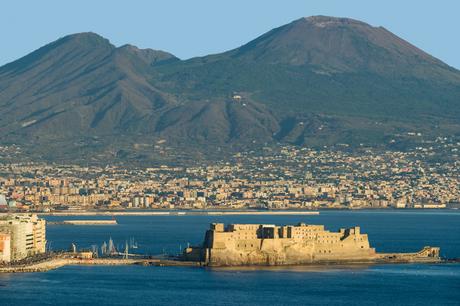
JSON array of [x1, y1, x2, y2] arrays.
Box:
[[2, 208, 458, 218], [37, 211, 321, 216], [3, 208, 455, 217]]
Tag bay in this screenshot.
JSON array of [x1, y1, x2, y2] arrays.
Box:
[[0, 210, 459, 305]]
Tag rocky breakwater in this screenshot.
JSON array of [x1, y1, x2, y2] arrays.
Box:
[[182, 223, 441, 266], [0, 255, 146, 273], [0, 258, 71, 273]]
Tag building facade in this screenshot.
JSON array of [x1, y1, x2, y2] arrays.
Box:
[[0, 214, 46, 262], [0, 233, 11, 262]]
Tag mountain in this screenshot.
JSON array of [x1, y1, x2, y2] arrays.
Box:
[[1, 16, 459, 163]]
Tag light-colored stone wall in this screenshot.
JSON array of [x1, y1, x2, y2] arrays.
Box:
[[194, 223, 376, 266]]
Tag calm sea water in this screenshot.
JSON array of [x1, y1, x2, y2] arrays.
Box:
[[0, 210, 459, 305]]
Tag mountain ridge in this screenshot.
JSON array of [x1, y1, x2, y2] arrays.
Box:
[[1, 16, 459, 163]]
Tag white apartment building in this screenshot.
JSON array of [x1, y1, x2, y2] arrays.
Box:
[[0, 214, 46, 262]]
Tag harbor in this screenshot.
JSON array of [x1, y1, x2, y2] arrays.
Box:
[[0, 209, 459, 306], [1, 212, 459, 274], [0, 217, 451, 273]]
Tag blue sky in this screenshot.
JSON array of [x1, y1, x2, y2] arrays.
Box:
[[1, 0, 459, 68]]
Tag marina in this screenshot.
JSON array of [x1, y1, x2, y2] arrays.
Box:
[[1, 211, 459, 305]]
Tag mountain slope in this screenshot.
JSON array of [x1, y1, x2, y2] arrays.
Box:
[[1, 16, 460, 163], [0, 33, 175, 139], [154, 16, 460, 118], [231, 16, 454, 75]]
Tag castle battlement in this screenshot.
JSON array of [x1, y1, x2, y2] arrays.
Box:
[[208, 222, 364, 242]]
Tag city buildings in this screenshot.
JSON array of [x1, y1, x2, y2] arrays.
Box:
[[0, 136, 458, 212], [0, 214, 46, 262]]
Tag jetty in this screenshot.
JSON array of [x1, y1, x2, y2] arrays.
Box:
[[0, 258, 137, 273], [48, 220, 117, 225], [0, 255, 201, 273]]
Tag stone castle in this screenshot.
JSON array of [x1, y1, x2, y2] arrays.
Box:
[[183, 223, 440, 266]]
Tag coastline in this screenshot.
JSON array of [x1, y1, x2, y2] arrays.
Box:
[[0, 256, 450, 274], [3, 208, 458, 218], [28, 209, 460, 217], [37, 211, 320, 216]]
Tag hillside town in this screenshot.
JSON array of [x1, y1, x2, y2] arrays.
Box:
[[0, 136, 459, 212]]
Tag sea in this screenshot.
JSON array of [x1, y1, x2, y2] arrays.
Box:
[[0, 210, 459, 306]]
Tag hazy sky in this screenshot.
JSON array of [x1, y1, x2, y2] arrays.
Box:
[[1, 0, 459, 68]]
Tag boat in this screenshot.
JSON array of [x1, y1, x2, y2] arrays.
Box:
[[108, 237, 117, 255], [130, 237, 138, 249]]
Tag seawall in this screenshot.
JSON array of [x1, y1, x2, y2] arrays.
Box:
[[39, 211, 320, 216]]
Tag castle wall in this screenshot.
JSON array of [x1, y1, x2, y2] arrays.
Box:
[[200, 223, 377, 266], [184, 223, 439, 266]]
